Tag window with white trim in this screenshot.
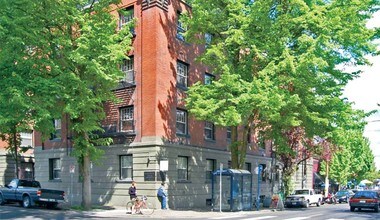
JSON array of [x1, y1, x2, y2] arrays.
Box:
[[120, 57, 134, 83], [49, 158, 61, 180], [178, 156, 188, 181], [177, 61, 188, 88], [204, 121, 215, 140], [120, 155, 133, 180], [20, 132, 33, 148], [176, 109, 187, 135], [120, 106, 134, 132]]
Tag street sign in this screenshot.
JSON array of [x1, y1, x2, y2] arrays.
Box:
[[70, 165, 75, 174]]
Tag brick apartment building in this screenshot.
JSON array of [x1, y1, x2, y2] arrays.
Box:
[[30, 0, 312, 209]]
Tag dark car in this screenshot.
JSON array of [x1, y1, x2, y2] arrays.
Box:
[[349, 190, 380, 212], [0, 179, 65, 208], [335, 190, 354, 203]]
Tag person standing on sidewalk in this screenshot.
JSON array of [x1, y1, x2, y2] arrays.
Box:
[[157, 182, 167, 209]]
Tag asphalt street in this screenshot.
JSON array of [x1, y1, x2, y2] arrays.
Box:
[[1, 203, 380, 220]]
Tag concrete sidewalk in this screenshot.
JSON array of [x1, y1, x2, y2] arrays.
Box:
[[81, 206, 277, 219]]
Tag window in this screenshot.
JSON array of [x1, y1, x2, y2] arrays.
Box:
[[244, 162, 251, 173], [177, 61, 188, 88], [120, 106, 134, 132], [204, 73, 214, 85], [20, 132, 33, 148], [51, 119, 61, 140], [49, 158, 61, 180], [206, 159, 216, 181], [119, 6, 134, 30], [120, 57, 134, 84], [20, 162, 34, 180], [204, 121, 215, 140], [176, 109, 188, 135], [260, 164, 267, 182], [120, 155, 133, 180], [178, 156, 188, 181], [176, 11, 185, 41], [226, 127, 232, 140]]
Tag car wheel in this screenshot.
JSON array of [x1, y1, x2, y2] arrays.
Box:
[[317, 200, 321, 207], [350, 206, 355, 212], [22, 195, 31, 208], [0, 194, 5, 205]]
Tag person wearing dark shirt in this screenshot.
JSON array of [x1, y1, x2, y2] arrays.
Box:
[[129, 181, 137, 200]]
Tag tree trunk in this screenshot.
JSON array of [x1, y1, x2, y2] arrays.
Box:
[[324, 163, 329, 197], [238, 125, 249, 169], [82, 153, 92, 210], [230, 126, 239, 169], [283, 167, 295, 197], [12, 129, 19, 179]]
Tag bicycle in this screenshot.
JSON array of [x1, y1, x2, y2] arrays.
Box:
[[126, 195, 154, 215]]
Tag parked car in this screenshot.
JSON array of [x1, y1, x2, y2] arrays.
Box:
[[349, 190, 380, 212], [284, 189, 323, 208], [335, 190, 354, 203], [0, 179, 65, 209]]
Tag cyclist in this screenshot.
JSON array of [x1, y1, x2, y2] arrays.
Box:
[[128, 181, 142, 214], [129, 181, 137, 200]]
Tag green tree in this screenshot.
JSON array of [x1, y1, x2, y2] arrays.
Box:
[[321, 131, 377, 188], [0, 0, 133, 210], [317, 109, 369, 192], [184, 0, 379, 195]]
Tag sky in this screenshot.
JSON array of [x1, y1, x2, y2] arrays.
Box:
[[343, 11, 380, 170]]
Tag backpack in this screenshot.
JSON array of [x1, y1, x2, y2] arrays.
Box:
[[157, 187, 163, 197]]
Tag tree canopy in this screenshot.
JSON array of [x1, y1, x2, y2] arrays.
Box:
[[0, 0, 133, 209], [184, 0, 379, 194]]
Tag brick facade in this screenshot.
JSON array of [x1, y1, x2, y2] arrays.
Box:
[[33, 0, 293, 209]]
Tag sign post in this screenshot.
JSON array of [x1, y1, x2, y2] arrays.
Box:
[[256, 165, 263, 211], [219, 163, 223, 213], [70, 165, 75, 207]]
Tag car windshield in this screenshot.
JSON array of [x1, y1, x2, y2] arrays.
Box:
[[336, 191, 347, 196], [294, 190, 309, 195]]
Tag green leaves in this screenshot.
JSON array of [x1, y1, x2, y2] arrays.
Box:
[[184, 0, 379, 176], [0, 0, 133, 209]]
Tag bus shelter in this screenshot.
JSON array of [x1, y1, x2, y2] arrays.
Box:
[[212, 169, 252, 211]]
